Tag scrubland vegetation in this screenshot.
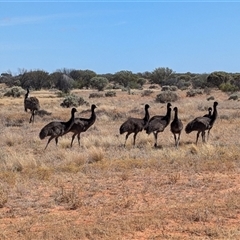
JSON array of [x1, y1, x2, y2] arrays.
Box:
[[0, 85, 240, 239]]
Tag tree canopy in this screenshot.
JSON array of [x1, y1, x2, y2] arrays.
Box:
[[1, 67, 239, 93]]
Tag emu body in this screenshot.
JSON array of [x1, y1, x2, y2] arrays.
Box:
[[185, 102, 218, 144], [145, 103, 172, 148], [170, 107, 183, 148], [120, 104, 150, 147], [39, 108, 77, 149], [68, 104, 97, 147], [24, 88, 40, 123]]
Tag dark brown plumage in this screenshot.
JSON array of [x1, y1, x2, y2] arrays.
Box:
[[120, 104, 150, 147], [207, 102, 218, 139], [68, 104, 97, 147], [39, 108, 77, 149], [203, 107, 212, 117], [170, 107, 183, 148], [24, 88, 40, 123], [185, 102, 218, 144], [145, 102, 172, 148], [203, 107, 212, 140]]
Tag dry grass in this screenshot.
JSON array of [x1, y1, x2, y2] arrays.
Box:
[[0, 87, 240, 239]]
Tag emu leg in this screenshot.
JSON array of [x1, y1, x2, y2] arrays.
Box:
[[55, 137, 58, 146], [176, 133, 181, 148], [153, 132, 158, 148], [173, 134, 177, 147], [178, 133, 181, 147], [71, 134, 77, 147], [45, 136, 54, 150], [133, 132, 138, 146], [202, 131, 206, 143], [77, 133, 81, 146], [196, 131, 200, 145], [124, 132, 131, 147], [29, 110, 36, 124]]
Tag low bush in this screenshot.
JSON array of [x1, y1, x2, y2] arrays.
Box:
[[89, 93, 104, 98], [156, 91, 178, 103], [186, 89, 203, 97], [60, 94, 88, 108], [105, 91, 116, 97], [4, 87, 24, 98], [141, 90, 153, 97]]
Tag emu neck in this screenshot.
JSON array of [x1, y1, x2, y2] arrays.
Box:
[[25, 92, 29, 100], [166, 107, 172, 124], [210, 104, 218, 124], [65, 110, 76, 131], [143, 107, 150, 123], [174, 109, 178, 120], [90, 108, 96, 123]]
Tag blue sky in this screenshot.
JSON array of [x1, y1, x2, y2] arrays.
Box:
[[1, 1, 240, 75]]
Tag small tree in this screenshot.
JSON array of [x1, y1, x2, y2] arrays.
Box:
[[207, 71, 229, 88], [150, 67, 175, 86], [57, 74, 74, 93], [90, 77, 109, 91]]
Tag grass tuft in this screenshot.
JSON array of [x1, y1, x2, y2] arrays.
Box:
[[87, 146, 104, 163]]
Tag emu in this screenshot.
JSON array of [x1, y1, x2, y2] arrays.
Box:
[[24, 88, 40, 123], [119, 104, 150, 147], [185, 101, 218, 144], [203, 107, 213, 140], [39, 108, 77, 149], [170, 107, 183, 148], [68, 104, 97, 147], [145, 103, 172, 148]]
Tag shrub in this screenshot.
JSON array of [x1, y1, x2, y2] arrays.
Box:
[[56, 90, 67, 98], [203, 87, 211, 95], [186, 89, 203, 97], [105, 91, 116, 97], [4, 87, 24, 98], [219, 82, 238, 92], [60, 94, 88, 108], [156, 91, 178, 103], [89, 76, 109, 91], [161, 85, 171, 91], [141, 90, 153, 97], [89, 93, 104, 98], [207, 96, 215, 101], [228, 94, 239, 100], [170, 86, 178, 91], [161, 85, 178, 92], [149, 85, 159, 89], [112, 84, 122, 89]]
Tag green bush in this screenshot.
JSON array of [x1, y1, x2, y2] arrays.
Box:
[[90, 77, 109, 91], [60, 94, 88, 108], [4, 87, 24, 98], [219, 82, 238, 92]]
